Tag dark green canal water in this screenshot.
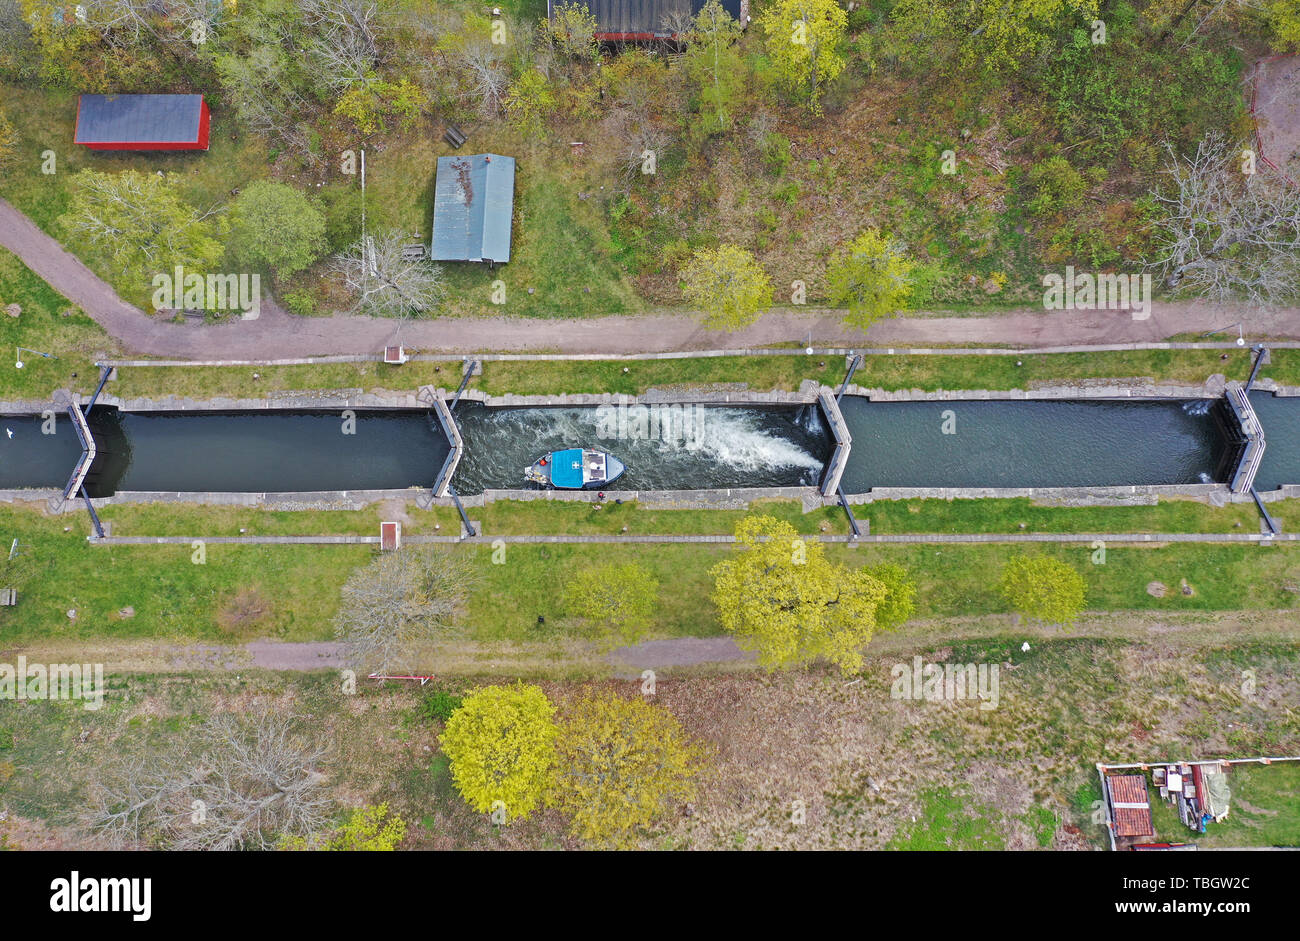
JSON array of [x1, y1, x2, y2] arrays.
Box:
[[836, 397, 1237, 492], [1, 395, 1296, 496]]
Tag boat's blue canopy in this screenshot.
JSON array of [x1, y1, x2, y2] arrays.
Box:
[[550, 448, 584, 488]]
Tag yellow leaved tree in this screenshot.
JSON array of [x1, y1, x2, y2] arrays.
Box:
[[551, 691, 703, 847], [680, 243, 773, 330], [711, 515, 895, 674], [439, 682, 558, 822], [892, 0, 1100, 71], [758, 0, 848, 114]]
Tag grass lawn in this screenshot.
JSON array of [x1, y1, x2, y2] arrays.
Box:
[[2, 493, 1296, 644], [884, 787, 1019, 850], [0, 248, 120, 400], [1149, 762, 1300, 848], [95, 502, 462, 536], [441, 164, 644, 318], [0, 505, 369, 643], [472, 496, 1288, 537], [477, 346, 1292, 396], [850, 542, 1300, 619], [96, 344, 1288, 404]]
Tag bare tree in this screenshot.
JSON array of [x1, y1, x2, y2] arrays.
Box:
[[160, 0, 223, 47], [214, 45, 322, 165], [87, 712, 330, 851], [334, 545, 477, 674], [300, 0, 381, 91], [80, 0, 158, 46], [1148, 132, 1300, 308], [334, 229, 446, 318], [453, 31, 510, 117], [0, 0, 32, 59], [621, 120, 670, 182]]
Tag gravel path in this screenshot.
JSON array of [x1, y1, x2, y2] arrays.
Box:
[[4, 197, 1298, 357], [157, 638, 750, 672]]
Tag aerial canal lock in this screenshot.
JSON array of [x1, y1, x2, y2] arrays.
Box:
[[2, 355, 1296, 532]]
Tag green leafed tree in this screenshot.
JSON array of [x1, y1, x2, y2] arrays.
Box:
[[681, 243, 772, 330], [229, 181, 327, 280], [826, 228, 916, 329], [564, 562, 659, 648], [504, 67, 557, 140], [284, 803, 408, 851], [551, 691, 702, 847], [866, 562, 917, 631], [542, 1, 601, 63], [891, 0, 1099, 71], [684, 0, 744, 139], [324, 803, 407, 850], [438, 682, 558, 822], [711, 515, 890, 673], [334, 77, 427, 135], [758, 0, 848, 114], [59, 169, 224, 303], [0, 107, 16, 171], [1266, 0, 1300, 50], [998, 555, 1087, 625]]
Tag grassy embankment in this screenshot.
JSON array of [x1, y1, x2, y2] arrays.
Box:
[[2, 499, 1296, 646]]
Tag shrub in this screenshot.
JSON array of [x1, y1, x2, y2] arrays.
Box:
[[281, 290, 317, 317], [1026, 157, 1086, 219], [999, 555, 1087, 625], [417, 688, 464, 723]]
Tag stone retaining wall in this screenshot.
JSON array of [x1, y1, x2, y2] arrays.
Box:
[[92, 389, 426, 412], [844, 379, 1229, 401], [457, 385, 821, 407]]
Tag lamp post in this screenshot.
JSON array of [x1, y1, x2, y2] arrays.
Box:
[[15, 347, 56, 369], [1199, 322, 1245, 346]]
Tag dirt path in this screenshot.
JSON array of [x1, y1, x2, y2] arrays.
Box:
[[7, 610, 1298, 676], [4, 197, 1299, 358]]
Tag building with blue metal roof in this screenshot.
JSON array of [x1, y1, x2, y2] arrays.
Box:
[[430, 154, 516, 264]]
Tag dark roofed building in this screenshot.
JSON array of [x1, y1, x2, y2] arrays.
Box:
[[75, 94, 211, 151], [430, 154, 516, 264], [555, 0, 747, 42]]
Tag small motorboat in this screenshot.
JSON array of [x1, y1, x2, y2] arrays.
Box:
[[524, 448, 626, 490]]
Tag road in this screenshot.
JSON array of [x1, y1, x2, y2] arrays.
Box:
[[4, 197, 1299, 358]]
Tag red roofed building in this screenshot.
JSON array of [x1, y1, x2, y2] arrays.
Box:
[[1106, 774, 1155, 838], [75, 94, 210, 151]]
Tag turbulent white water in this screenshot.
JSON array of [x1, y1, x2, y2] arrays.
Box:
[[682, 412, 825, 471], [452, 404, 830, 491]]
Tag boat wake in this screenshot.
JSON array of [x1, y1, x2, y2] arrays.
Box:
[[452, 404, 827, 491]]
